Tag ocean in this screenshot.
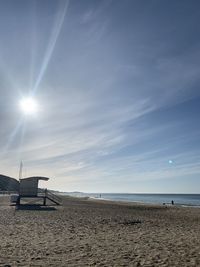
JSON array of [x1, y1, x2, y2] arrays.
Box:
[[64, 193, 200, 207]]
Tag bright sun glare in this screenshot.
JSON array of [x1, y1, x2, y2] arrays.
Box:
[[20, 97, 38, 115]]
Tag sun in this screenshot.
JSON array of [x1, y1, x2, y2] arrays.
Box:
[[19, 97, 38, 115]]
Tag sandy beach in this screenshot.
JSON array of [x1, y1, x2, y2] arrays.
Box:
[[0, 195, 200, 267]]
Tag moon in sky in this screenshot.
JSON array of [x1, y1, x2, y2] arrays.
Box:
[[168, 160, 173, 164], [19, 97, 38, 115]]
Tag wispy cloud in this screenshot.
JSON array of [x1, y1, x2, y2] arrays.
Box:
[[0, 0, 200, 192]]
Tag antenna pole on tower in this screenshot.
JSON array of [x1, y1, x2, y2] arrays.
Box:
[[19, 161, 23, 180]]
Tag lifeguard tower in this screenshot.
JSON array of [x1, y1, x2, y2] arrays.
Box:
[[17, 176, 62, 206]]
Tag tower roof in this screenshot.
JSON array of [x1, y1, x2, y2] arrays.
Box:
[[20, 176, 49, 181]]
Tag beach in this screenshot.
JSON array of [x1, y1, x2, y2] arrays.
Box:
[[0, 196, 200, 266]]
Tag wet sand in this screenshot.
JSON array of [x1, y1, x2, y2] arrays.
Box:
[[0, 195, 200, 266]]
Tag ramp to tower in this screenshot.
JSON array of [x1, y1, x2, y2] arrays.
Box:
[[45, 190, 62, 205]]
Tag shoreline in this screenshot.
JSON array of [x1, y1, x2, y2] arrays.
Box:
[[65, 194, 200, 208], [1, 193, 200, 208]]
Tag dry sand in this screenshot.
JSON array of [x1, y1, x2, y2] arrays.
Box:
[[0, 195, 200, 266]]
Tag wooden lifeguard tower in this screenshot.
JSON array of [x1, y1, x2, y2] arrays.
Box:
[[17, 176, 62, 206]]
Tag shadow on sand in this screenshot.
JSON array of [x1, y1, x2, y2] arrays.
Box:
[[15, 204, 56, 211]]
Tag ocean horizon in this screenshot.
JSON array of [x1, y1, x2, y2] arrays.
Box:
[[63, 192, 200, 207]]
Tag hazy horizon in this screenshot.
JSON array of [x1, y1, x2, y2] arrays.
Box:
[[0, 0, 200, 193]]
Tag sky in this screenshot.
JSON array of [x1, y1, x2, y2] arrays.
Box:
[[0, 0, 200, 193]]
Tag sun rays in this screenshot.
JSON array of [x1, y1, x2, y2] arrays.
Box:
[[2, 1, 69, 158], [32, 0, 69, 93]]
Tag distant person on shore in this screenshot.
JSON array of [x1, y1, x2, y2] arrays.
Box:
[[171, 200, 174, 205]]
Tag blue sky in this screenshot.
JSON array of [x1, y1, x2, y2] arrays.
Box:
[[0, 0, 200, 193]]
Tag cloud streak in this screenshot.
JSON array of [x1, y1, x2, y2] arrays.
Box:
[[0, 0, 200, 192]]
